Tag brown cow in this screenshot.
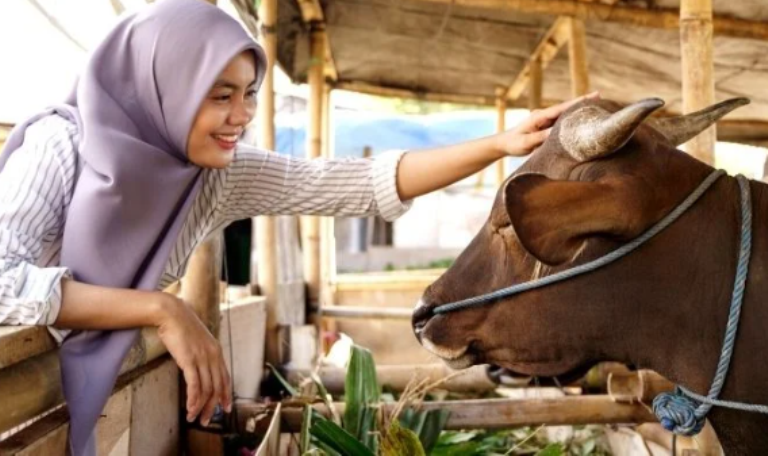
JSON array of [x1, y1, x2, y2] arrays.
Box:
[[412, 97, 767, 454]]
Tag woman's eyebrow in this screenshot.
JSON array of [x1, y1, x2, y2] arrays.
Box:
[[212, 79, 258, 90], [212, 80, 239, 90]]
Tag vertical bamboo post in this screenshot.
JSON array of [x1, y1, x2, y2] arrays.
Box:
[[567, 17, 590, 97], [680, 0, 716, 164], [495, 87, 507, 187], [319, 85, 337, 348], [253, 0, 281, 365], [320, 84, 335, 308], [529, 57, 543, 111], [180, 236, 223, 339], [302, 27, 325, 308]]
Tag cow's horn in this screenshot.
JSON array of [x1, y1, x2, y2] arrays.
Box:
[[646, 97, 750, 146], [559, 98, 665, 162]]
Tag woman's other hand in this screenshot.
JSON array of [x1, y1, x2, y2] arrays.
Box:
[[495, 91, 600, 157], [155, 294, 231, 426]]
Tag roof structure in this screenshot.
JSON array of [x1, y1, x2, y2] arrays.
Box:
[[265, 0, 768, 146]]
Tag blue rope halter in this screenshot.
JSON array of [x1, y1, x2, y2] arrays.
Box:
[[433, 169, 768, 435]]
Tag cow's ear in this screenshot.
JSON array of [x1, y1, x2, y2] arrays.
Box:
[[504, 173, 651, 265]]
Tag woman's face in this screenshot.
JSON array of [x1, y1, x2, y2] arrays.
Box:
[[187, 51, 257, 169]]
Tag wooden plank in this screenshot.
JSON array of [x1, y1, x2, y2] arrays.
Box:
[[219, 297, 267, 401], [415, 0, 768, 42], [255, 403, 281, 456], [241, 396, 656, 433], [128, 359, 179, 456], [529, 56, 543, 110], [680, 0, 716, 164], [334, 271, 443, 292], [1, 381, 133, 456], [0, 320, 180, 434], [506, 17, 570, 101], [0, 327, 55, 370], [567, 17, 590, 97]]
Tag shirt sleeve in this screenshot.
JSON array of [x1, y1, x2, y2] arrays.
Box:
[[0, 117, 75, 326], [219, 144, 412, 222]]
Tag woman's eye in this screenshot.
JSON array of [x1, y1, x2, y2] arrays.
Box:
[[246, 90, 257, 99], [212, 94, 231, 102]]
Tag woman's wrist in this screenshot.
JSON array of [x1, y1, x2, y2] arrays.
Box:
[[489, 134, 510, 160], [151, 292, 181, 327]]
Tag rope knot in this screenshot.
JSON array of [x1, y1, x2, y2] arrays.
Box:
[[652, 391, 705, 436]]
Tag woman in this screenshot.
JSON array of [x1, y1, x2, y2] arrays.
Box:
[[0, 0, 594, 453]]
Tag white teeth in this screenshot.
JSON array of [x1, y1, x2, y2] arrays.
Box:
[[214, 134, 238, 142]]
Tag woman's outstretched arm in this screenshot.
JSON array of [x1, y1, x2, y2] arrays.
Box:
[[394, 93, 598, 200]]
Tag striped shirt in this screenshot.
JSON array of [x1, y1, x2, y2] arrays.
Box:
[[0, 114, 410, 341]]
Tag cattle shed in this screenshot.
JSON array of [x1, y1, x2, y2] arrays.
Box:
[[1, 0, 764, 454]]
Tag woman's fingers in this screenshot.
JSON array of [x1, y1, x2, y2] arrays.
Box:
[[183, 365, 201, 422], [521, 128, 551, 153], [194, 362, 214, 424], [220, 361, 233, 413], [199, 360, 222, 426], [519, 91, 600, 133]]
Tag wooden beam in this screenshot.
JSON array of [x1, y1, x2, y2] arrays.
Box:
[[680, 0, 715, 164], [495, 87, 507, 186], [334, 81, 556, 108], [506, 17, 570, 101], [567, 17, 591, 97], [415, 0, 768, 42], [0, 328, 55, 370], [528, 57, 543, 110], [241, 396, 656, 433]]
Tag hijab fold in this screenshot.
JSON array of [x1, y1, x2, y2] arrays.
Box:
[[0, 1, 266, 454]]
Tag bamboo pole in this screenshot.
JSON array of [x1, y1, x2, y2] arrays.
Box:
[[680, 0, 716, 164], [529, 57, 543, 110], [302, 27, 326, 307], [240, 395, 656, 432], [319, 84, 337, 347], [320, 84, 335, 308], [495, 87, 507, 187], [319, 306, 413, 320], [180, 237, 223, 337], [607, 370, 675, 403], [567, 17, 590, 97], [415, 0, 768, 42], [253, 0, 281, 365], [285, 364, 497, 394]]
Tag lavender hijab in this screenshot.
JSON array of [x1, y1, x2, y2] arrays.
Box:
[[0, 1, 265, 454]]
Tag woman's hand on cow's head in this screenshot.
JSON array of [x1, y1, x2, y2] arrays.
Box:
[[495, 91, 600, 157]]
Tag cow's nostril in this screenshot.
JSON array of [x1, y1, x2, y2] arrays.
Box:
[[412, 300, 434, 332]]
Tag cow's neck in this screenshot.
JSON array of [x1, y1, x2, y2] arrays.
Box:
[[628, 176, 768, 454]]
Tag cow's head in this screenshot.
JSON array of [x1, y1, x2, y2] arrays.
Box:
[[412, 97, 749, 382]]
